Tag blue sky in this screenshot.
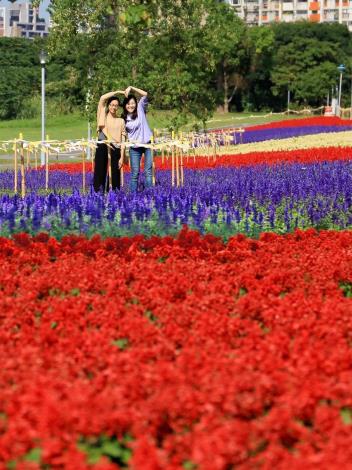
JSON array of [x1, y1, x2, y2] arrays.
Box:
[[0, 0, 50, 19]]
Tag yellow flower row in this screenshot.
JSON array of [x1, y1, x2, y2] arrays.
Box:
[[218, 131, 352, 155]]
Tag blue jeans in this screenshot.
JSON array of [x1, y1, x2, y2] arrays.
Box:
[[129, 146, 153, 192]]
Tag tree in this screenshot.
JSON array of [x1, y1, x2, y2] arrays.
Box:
[[33, 0, 248, 126], [271, 35, 347, 106], [0, 38, 41, 119], [204, 1, 247, 113], [246, 26, 275, 111], [267, 22, 352, 108]]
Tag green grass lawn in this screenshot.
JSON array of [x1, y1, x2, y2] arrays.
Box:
[[0, 110, 319, 144], [0, 115, 89, 142], [197, 111, 304, 130]]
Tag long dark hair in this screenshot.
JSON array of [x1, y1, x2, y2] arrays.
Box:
[[106, 96, 120, 114], [122, 94, 138, 121]]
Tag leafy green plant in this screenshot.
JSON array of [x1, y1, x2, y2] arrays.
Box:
[[78, 434, 133, 466], [112, 338, 129, 350], [339, 281, 352, 298], [340, 407, 352, 425]]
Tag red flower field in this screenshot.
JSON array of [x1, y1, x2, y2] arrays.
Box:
[[212, 116, 352, 133], [245, 116, 352, 131], [1, 228, 352, 469], [48, 146, 352, 174]]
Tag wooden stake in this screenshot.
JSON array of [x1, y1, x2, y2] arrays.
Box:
[[121, 165, 124, 188], [45, 134, 50, 191], [82, 149, 86, 193], [20, 141, 25, 198], [151, 135, 155, 186], [14, 140, 18, 194], [180, 149, 184, 186], [171, 131, 175, 186], [108, 145, 112, 191], [176, 144, 180, 187], [26, 147, 30, 169], [45, 147, 49, 191]]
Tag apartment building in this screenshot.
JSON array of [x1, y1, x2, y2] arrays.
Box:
[[0, 2, 49, 38], [225, 0, 352, 30]]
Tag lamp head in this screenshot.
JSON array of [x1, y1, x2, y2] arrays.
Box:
[[338, 64, 346, 74], [39, 50, 48, 65]]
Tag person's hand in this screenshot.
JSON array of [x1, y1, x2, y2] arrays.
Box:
[[124, 86, 132, 97], [118, 158, 124, 169]]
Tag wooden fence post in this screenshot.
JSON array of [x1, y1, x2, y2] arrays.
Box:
[[45, 135, 49, 191], [19, 134, 25, 197], [14, 139, 18, 194], [20, 144, 26, 197], [82, 148, 86, 193], [171, 131, 175, 187]]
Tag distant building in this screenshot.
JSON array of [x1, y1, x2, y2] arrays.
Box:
[[0, 2, 49, 38], [224, 0, 352, 31]]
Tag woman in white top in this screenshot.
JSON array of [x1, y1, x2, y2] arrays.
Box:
[[93, 91, 126, 192], [122, 86, 153, 192]]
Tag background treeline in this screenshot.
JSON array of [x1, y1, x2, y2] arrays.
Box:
[[1, 0, 352, 126]]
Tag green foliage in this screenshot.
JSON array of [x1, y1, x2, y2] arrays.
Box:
[[0, 38, 41, 119], [271, 36, 344, 105], [2, 6, 352, 121], [17, 95, 78, 120], [273, 21, 352, 52], [183, 461, 198, 470], [339, 281, 352, 298], [340, 407, 352, 425], [6, 447, 43, 469], [247, 26, 275, 110], [77, 434, 133, 466], [238, 287, 248, 297], [145, 310, 158, 324], [0, 35, 87, 121], [270, 22, 352, 108], [23, 447, 42, 463], [112, 338, 129, 350], [46, 0, 248, 126]]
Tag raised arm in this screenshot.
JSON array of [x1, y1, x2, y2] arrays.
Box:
[[124, 86, 147, 97], [97, 90, 124, 130], [98, 90, 125, 106]]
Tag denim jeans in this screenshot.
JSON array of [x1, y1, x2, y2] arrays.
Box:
[[129, 146, 153, 192]]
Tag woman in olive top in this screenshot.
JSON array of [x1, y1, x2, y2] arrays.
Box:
[[94, 90, 126, 192]]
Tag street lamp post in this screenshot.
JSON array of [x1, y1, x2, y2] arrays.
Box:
[[350, 74, 352, 119], [338, 64, 346, 115], [39, 50, 48, 165], [86, 68, 92, 161]]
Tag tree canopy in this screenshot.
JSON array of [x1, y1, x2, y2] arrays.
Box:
[[0, 38, 41, 119], [2, 3, 352, 122], [34, 0, 248, 126], [270, 23, 351, 107]]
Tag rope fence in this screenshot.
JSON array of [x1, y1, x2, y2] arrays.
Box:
[[0, 128, 248, 196], [1, 105, 350, 196]]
